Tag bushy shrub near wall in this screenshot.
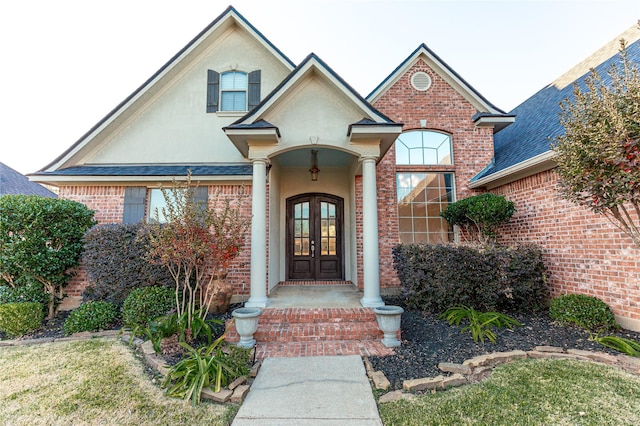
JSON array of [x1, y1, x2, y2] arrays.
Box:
[[0, 302, 44, 337], [82, 223, 173, 306], [549, 294, 618, 332], [393, 243, 548, 313], [122, 286, 175, 329], [0, 278, 49, 307], [63, 301, 118, 335]]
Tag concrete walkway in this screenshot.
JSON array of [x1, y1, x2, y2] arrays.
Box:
[[232, 355, 382, 425]]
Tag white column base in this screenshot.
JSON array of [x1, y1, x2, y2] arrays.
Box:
[[360, 296, 385, 308], [245, 297, 270, 308]]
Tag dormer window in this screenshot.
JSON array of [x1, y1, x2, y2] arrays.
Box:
[[207, 69, 261, 113]]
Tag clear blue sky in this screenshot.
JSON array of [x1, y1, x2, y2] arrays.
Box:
[[1, 0, 638, 174]]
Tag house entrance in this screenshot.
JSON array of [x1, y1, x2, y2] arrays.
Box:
[[286, 193, 344, 280]]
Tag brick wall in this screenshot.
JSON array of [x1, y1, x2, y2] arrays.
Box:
[[369, 59, 493, 289], [58, 184, 253, 304], [492, 169, 640, 327]]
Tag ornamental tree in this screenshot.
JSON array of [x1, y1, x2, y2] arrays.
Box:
[[440, 193, 515, 244], [146, 174, 250, 336], [553, 40, 640, 248], [0, 195, 96, 318]]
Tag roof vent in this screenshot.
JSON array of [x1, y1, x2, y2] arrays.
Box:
[[411, 72, 432, 91]]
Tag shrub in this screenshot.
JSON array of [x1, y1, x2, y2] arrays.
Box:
[[0, 195, 96, 319], [440, 305, 521, 344], [122, 286, 175, 330], [393, 243, 548, 313], [0, 277, 49, 306], [549, 294, 618, 332], [0, 302, 44, 337], [63, 301, 118, 335], [82, 223, 173, 306], [440, 193, 515, 243]]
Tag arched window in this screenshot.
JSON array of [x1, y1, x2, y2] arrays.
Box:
[[395, 130, 455, 243], [395, 130, 453, 165]]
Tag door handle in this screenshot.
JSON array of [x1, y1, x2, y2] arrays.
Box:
[[311, 240, 315, 258]]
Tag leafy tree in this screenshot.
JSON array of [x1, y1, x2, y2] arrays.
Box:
[[440, 193, 515, 244], [0, 195, 96, 318], [553, 40, 640, 247], [146, 173, 250, 338]]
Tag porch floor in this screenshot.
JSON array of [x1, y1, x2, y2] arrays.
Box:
[[267, 283, 363, 308]]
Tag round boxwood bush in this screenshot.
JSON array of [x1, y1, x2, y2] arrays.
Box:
[[63, 301, 118, 335], [122, 286, 175, 330], [549, 294, 617, 331], [0, 302, 44, 337]]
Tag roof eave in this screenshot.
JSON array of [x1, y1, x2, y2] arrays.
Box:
[[473, 115, 516, 133], [348, 124, 404, 161], [469, 150, 557, 190], [29, 174, 251, 186], [223, 127, 281, 158]]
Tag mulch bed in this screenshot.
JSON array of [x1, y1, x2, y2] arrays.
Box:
[[369, 299, 640, 389]]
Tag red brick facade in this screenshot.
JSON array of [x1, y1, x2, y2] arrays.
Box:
[[491, 170, 640, 326], [59, 184, 253, 302], [369, 59, 492, 290]]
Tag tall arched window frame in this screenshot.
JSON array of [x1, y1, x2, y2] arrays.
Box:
[[395, 130, 455, 244], [395, 130, 453, 166]]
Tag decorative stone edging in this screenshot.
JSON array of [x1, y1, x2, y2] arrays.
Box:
[[0, 330, 259, 405], [366, 346, 640, 404]]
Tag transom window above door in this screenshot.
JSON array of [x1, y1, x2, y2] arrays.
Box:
[[395, 130, 453, 165]]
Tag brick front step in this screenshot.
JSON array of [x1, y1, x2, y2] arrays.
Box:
[[225, 307, 395, 349], [254, 340, 395, 359]]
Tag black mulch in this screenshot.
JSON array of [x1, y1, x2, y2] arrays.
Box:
[[369, 298, 640, 390]]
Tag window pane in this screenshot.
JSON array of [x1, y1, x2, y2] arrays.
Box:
[[396, 172, 455, 243], [220, 71, 247, 90], [395, 131, 453, 165], [221, 92, 246, 111]]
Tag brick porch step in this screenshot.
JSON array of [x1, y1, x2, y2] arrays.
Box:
[[226, 307, 396, 353]]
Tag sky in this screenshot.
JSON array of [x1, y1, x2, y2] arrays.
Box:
[[1, 0, 638, 175]]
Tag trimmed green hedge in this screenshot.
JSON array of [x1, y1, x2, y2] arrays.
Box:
[[122, 286, 175, 330], [63, 301, 118, 335], [0, 302, 44, 337], [549, 294, 618, 332], [393, 243, 548, 313]]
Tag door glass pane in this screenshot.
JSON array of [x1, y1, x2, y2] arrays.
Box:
[[320, 202, 337, 255], [294, 202, 310, 255]]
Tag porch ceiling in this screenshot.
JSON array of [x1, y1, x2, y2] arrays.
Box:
[[274, 148, 354, 168]]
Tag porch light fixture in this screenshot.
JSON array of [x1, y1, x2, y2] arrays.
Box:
[[309, 149, 320, 181]]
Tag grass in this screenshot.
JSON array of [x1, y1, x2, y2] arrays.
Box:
[[0, 338, 236, 425], [379, 358, 640, 426]]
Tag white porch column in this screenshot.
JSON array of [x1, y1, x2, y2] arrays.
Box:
[[246, 158, 269, 308], [360, 156, 384, 307]]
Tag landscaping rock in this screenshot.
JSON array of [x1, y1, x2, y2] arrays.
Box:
[[249, 360, 262, 378], [11, 338, 55, 346], [201, 387, 232, 403], [527, 351, 589, 360], [567, 349, 618, 364], [230, 385, 251, 403], [468, 366, 493, 382], [370, 371, 391, 390], [140, 340, 156, 355], [617, 354, 640, 374], [440, 373, 466, 389], [403, 375, 443, 392], [379, 390, 416, 404], [363, 357, 375, 376], [438, 362, 471, 375], [228, 376, 247, 390], [535, 345, 565, 353]]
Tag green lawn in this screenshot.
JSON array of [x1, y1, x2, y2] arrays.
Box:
[[0, 338, 235, 425], [379, 358, 640, 426]]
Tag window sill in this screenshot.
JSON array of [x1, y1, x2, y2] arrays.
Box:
[[216, 111, 247, 118]]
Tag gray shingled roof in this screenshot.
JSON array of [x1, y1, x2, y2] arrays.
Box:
[[0, 162, 57, 197], [31, 165, 253, 177], [473, 36, 640, 181]]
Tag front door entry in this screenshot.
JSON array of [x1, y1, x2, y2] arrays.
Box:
[[287, 194, 343, 280]]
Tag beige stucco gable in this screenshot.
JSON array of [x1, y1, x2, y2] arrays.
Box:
[[41, 7, 294, 172]]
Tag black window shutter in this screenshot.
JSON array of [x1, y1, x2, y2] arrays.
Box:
[[194, 186, 208, 213], [206, 70, 220, 113], [123, 187, 147, 224], [248, 70, 261, 110]]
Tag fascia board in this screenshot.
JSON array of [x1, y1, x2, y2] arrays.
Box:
[[469, 150, 557, 190]]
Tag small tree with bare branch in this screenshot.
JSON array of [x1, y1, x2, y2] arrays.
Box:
[[553, 39, 640, 248], [146, 174, 250, 337]]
